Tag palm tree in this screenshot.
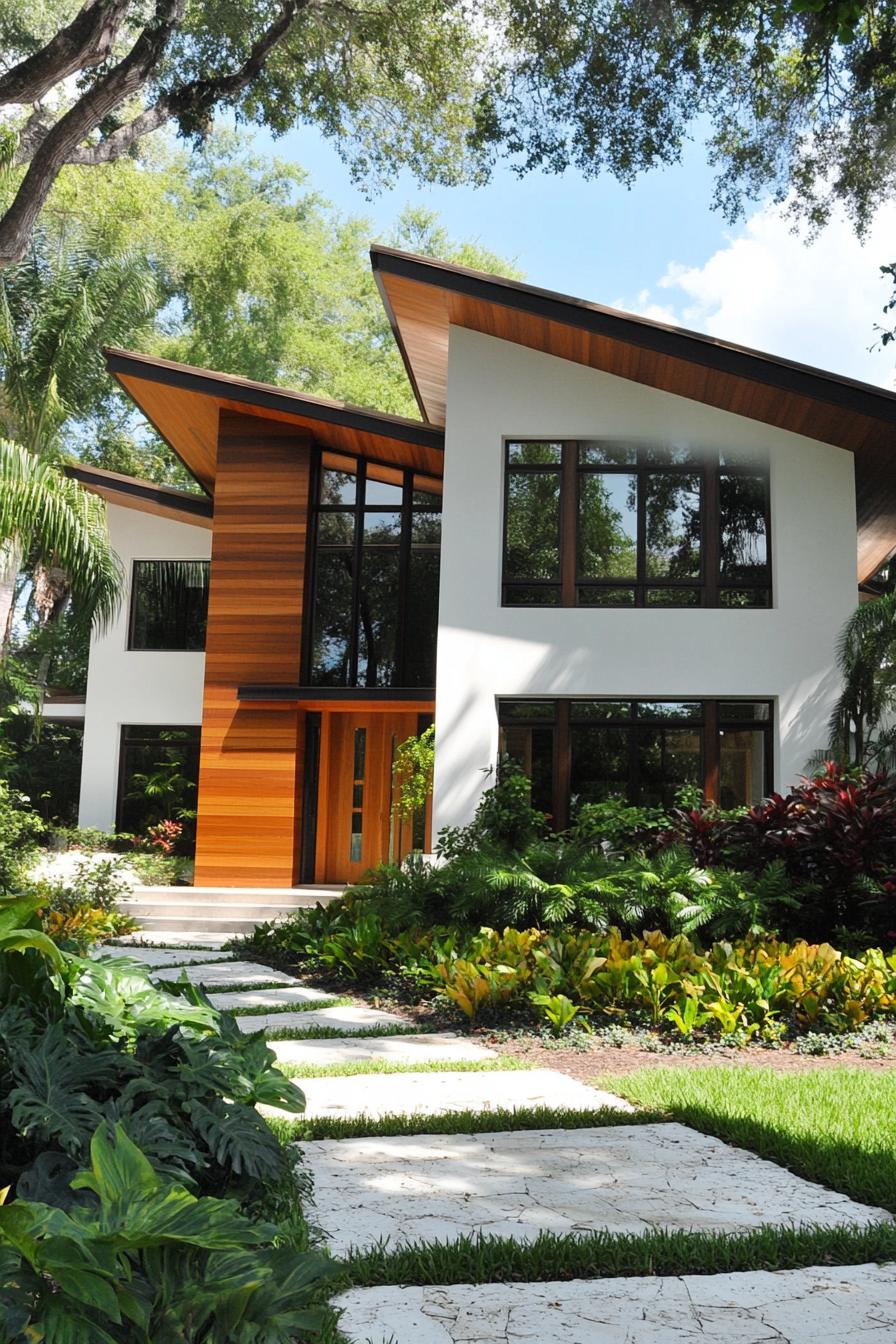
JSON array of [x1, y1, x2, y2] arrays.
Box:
[[827, 593, 896, 769], [0, 441, 121, 652], [0, 231, 156, 661]]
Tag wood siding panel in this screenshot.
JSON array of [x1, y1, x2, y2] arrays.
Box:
[[193, 412, 310, 887]]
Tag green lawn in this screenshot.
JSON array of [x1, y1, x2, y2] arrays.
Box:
[[601, 1065, 896, 1213]]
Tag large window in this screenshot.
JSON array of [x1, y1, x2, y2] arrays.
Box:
[[309, 458, 441, 687], [116, 725, 201, 847], [498, 698, 772, 828], [503, 441, 770, 608], [128, 560, 209, 651]]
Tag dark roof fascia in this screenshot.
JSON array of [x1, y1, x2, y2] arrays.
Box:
[[65, 464, 214, 521], [372, 266, 432, 423], [370, 246, 896, 428], [238, 684, 435, 702], [104, 348, 445, 452]]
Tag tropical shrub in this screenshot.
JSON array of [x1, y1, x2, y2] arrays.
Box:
[[0, 1122, 329, 1344], [0, 782, 41, 892], [28, 856, 139, 950]]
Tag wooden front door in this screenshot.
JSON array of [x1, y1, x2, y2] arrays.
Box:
[[317, 711, 422, 884]]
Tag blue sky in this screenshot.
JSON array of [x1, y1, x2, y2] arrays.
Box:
[[253, 122, 896, 390]]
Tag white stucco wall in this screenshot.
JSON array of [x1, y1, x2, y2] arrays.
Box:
[[432, 327, 859, 835], [78, 504, 210, 832]]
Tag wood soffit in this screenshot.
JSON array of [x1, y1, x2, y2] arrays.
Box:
[[64, 463, 213, 529], [371, 246, 896, 584], [105, 348, 445, 497]]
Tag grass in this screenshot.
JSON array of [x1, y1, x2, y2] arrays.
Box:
[[153, 977, 305, 993], [601, 1065, 896, 1214], [275, 1056, 532, 1080], [329, 1221, 896, 1289], [269, 1104, 661, 1142], [229, 996, 352, 1016], [262, 1022, 433, 1041]]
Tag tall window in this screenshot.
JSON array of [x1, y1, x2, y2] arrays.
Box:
[[498, 698, 772, 827], [502, 441, 770, 608], [309, 459, 441, 687], [128, 560, 209, 651], [116, 725, 201, 846]]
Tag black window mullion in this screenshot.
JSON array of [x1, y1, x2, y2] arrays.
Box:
[[635, 453, 647, 607], [349, 460, 366, 685], [397, 468, 413, 683]]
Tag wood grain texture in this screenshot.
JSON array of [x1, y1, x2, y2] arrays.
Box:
[[376, 268, 896, 584], [193, 412, 310, 887]]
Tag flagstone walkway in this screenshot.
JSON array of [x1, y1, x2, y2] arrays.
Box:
[[98, 942, 896, 1344]]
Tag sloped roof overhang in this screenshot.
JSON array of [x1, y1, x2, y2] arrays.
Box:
[[371, 246, 896, 584], [65, 462, 213, 527], [104, 348, 445, 496]]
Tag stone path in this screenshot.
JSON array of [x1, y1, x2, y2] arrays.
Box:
[[100, 940, 896, 1344]]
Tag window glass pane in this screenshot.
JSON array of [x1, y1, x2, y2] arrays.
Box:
[[645, 472, 702, 578], [413, 488, 442, 507], [577, 473, 638, 578], [644, 445, 698, 465], [718, 702, 771, 722], [363, 511, 402, 543], [357, 548, 401, 686], [570, 701, 632, 721], [505, 473, 561, 580], [570, 726, 630, 804], [321, 470, 356, 505], [504, 585, 561, 607], [501, 725, 554, 816], [720, 728, 767, 807], [404, 548, 440, 687], [719, 588, 770, 608], [577, 586, 636, 606], [317, 512, 354, 545], [311, 550, 354, 684], [129, 560, 209, 652], [636, 701, 702, 721], [646, 587, 701, 606], [578, 441, 637, 466], [507, 441, 562, 465], [499, 700, 556, 723], [720, 472, 769, 581], [411, 510, 441, 544], [364, 477, 404, 505], [637, 727, 702, 806], [118, 726, 200, 846]]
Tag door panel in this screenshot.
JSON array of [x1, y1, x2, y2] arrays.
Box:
[[318, 712, 421, 883]]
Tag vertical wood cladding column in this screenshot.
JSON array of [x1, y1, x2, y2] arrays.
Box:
[[193, 412, 310, 887]]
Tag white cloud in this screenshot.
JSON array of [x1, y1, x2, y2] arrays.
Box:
[[626, 202, 896, 389]]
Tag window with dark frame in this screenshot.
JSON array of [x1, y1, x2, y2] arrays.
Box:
[[128, 560, 210, 651], [502, 441, 770, 608], [116, 724, 201, 839], [308, 456, 441, 688], [498, 698, 772, 829]]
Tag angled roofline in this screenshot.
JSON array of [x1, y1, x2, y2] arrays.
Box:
[[370, 245, 896, 427], [65, 462, 214, 522], [104, 347, 445, 451]]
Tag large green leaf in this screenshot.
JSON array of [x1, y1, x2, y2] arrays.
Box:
[[183, 1098, 286, 1180], [6, 1023, 117, 1154]]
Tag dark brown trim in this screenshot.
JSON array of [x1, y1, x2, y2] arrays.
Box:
[[105, 347, 446, 452], [238, 685, 436, 702], [64, 463, 214, 518], [371, 246, 896, 427]]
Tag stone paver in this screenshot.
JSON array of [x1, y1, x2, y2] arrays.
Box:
[[207, 985, 334, 1011], [112, 931, 231, 948], [236, 1004, 409, 1034], [284, 1069, 631, 1121], [94, 945, 233, 967], [334, 1262, 896, 1343], [302, 1122, 891, 1257], [150, 960, 299, 988], [268, 1034, 496, 1067]]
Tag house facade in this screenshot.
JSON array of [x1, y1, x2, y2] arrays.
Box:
[[71, 248, 896, 886]]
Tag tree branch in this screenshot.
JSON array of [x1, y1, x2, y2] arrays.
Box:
[[0, 0, 134, 106], [64, 0, 306, 167], [0, 0, 185, 267]]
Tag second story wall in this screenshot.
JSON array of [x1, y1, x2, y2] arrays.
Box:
[[79, 504, 211, 831], [433, 327, 858, 832]]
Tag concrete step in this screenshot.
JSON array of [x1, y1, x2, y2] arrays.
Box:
[[124, 914, 294, 936], [123, 884, 343, 935], [123, 899, 324, 922], [129, 884, 343, 906]]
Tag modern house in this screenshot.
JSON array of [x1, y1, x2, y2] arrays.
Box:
[[68, 248, 896, 888]]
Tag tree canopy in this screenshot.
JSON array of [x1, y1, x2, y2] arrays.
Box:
[[2, 2, 896, 267]]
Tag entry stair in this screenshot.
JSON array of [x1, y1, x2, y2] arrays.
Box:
[[122, 884, 343, 937]]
